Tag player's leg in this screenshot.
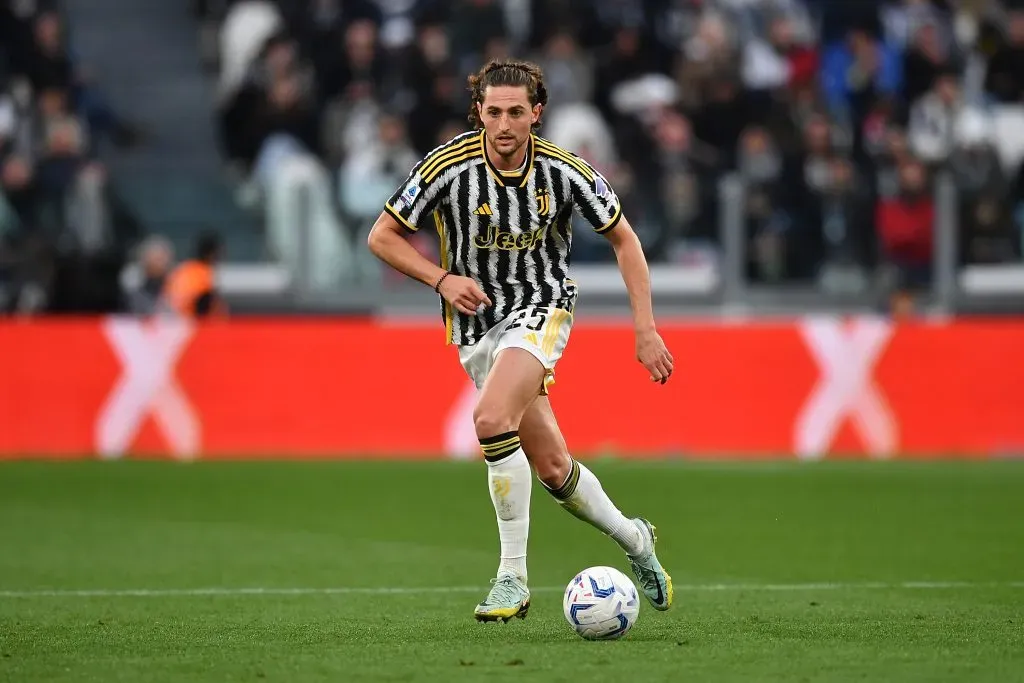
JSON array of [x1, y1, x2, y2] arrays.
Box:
[[471, 347, 546, 622], [518, 397, 641, 553], [519, 397, 675, 611]]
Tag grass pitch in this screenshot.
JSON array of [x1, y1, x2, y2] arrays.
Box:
[[1, 460, 1022, 682]]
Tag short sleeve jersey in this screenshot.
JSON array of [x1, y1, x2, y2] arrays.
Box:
[[385, 130, 621, 345]]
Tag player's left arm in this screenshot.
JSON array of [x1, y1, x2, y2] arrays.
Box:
[[570, 163, 674, 384], [602, 217, 674, 384]]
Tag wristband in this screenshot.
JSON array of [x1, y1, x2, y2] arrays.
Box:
[[434, 271, 451, 293]]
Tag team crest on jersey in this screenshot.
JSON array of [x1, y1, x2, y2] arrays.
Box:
[[536, 189, 550, 216]]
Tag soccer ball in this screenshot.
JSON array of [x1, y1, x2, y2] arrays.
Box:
[[562, 565, 640, 640]]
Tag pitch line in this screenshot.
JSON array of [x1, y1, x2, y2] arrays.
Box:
[[1, 581, 1022, 598]]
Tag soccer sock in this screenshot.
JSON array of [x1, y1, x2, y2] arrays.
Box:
[[480, 431, 531, 582], [545, 458, 645, 557]]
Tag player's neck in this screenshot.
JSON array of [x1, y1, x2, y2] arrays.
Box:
[[486, 136, 529, 172]]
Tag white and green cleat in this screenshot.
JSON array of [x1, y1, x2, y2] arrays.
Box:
[[627, 518, 674, 611], [473, 572, 531, 623]]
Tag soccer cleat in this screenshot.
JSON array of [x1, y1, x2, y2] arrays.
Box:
[[473, 572, 531, 623], [627, 518, 674, 611]]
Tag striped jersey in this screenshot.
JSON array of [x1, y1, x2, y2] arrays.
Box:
[[384, 130, 622, 346]]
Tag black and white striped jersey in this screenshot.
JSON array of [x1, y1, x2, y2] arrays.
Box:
[[384, 130, 622, 346]]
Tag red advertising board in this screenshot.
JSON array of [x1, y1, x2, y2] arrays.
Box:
[[0, 317, 1021, 460]]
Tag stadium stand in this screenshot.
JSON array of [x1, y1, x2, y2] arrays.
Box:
[[4, 0, 1024, 315], [0, 0, 147, 313]]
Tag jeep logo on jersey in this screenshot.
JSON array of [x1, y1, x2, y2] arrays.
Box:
[[474, 225, 546, 250]]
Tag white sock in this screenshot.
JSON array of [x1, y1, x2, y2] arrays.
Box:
[[481, 431, 531, 581], [546, 458, 645, 557]]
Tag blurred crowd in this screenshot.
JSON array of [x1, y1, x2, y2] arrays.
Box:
[[5, 0, 1024, 315], [199, 0, 1024, 306], [0, 0, 146, 315]]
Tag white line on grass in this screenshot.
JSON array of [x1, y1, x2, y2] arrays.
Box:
[[1, 581, 1022, 598]]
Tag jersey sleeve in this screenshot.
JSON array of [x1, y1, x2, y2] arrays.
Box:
[[568, 160, 622, 235], [384, 157, 444, 233]]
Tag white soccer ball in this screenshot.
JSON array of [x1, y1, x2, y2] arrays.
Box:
[[562, 565, 640, 640]]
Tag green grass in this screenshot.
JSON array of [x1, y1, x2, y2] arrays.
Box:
[[1, 460, 1023, 682]]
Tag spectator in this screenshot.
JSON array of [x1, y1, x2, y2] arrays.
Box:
[[872, 124, 915, 199], [949, 109, 1016, 265], [678, 12, 739, 112], [908, 65, 980, 166], [24, 10, 74, 93], [535, 31, 594, 108], [903, 20, 956, 105], [22, 9, 140, 150], [690, 77, 751, 166], [0, 155, 37, 231], [0, 154, 52, 314], [742, 13, 818, 96], [820, 25, 903, 126], [33, 88, 89, 197], [162, 231, 227, 319], [816, 157, 876, 289], [289, 0, 381, 80], [983, 9, 1024, 103], [220, 32, 320, 169], [338, 111, 419, 280], [650, 108, 715, 253], [876, 158, 935, 316], [962, 194, 1019, 264], [124, 235, 174, 316], [318, 18, 387, 103], [949, 110, 1005, 202], [880, 0, 948, 51], [398, 21, 462, 156], [740, 125, 790, 281]]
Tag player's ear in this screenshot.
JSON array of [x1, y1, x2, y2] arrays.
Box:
[[532, 103, 542, 125]]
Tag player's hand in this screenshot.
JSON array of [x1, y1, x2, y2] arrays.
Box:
[[438, 274, 492, 316], [636, 327, 673, 384]]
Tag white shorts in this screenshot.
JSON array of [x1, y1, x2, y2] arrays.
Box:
[[458, 305, 574, 395]]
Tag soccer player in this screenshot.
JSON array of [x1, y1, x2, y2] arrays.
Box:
[[367, 59, 675, 622]]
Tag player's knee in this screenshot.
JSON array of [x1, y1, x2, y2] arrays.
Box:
[[473, 405, 515, 439], [532, 447, 571, 488]]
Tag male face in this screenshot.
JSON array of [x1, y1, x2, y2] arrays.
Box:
[[477, 85, 540, 160]]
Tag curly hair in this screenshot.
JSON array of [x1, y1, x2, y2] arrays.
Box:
[[466, 59, 548, 131]]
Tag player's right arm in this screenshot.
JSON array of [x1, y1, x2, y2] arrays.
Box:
[[367, 162, 491, 316]]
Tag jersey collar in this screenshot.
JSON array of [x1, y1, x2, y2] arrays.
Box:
[[480, 130, 535, 188]]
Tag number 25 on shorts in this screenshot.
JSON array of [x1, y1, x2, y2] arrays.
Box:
[[506, 307, 548, 333]]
